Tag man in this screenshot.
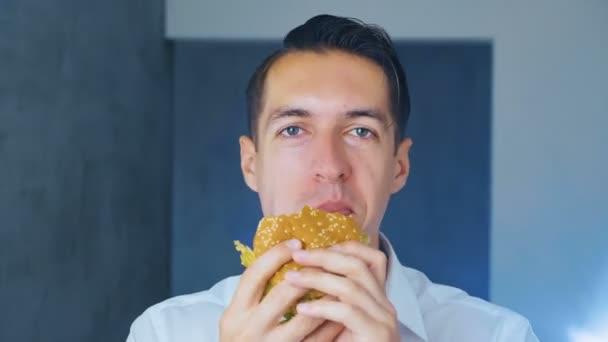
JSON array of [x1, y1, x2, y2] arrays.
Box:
[[127, 14, 538, 341]]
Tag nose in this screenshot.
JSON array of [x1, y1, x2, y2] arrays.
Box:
[[311, 134, 352, 184]]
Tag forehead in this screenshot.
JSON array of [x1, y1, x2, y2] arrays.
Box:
[[260, 50, 391, 122]]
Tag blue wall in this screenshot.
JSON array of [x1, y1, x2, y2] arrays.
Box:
[[171, 41, 492, 300]]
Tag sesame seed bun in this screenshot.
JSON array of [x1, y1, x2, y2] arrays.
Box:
[[234, 205, 369, 320]]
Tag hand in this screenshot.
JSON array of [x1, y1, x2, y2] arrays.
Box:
[[220, 239, 327, 341], [286, 241, 399, 342]]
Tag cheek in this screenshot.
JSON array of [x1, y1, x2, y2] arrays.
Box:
[[351, 149, 394, 192], [264, 147, 311, 180], [350, 152, 395, 226], [257, 148, 312, 213]]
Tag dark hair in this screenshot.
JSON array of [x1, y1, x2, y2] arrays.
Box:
[[246, 14, 410, 148]]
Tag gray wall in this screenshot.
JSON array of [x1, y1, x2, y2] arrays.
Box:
[[0, 1, 172, 341]]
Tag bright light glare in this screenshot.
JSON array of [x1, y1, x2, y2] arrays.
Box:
[[569, 322, 608, 342]]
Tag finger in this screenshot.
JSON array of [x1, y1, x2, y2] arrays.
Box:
[[255, 279, 310, 326], [300, 295, 343, 342], [327, 242, 395, 313], [330, 241, 388, 286], [285, 268, 388, 321], [271, 306, 326, 341], [296, 300, 375, 337], [232, 239, 302, 309], [292, 249, 387, 307], [301, 321, 344, 342]]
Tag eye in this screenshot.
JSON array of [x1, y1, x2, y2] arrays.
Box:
[[280, 126, 303, 137], [348, 127, 374, 138]]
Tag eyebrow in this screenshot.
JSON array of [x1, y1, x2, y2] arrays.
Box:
[[267, 107, 311, 124], [267, 107, 391, 127], [345, 109, 390, 127]]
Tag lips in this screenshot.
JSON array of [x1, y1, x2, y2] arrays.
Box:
[[315, 201, 354, 216]]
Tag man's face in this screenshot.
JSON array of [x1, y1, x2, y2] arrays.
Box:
[[240, 50, 411, 247]]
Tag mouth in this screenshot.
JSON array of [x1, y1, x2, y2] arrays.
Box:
[[314, 201, 354, 216]]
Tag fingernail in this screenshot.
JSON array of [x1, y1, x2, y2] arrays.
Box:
[[286, 239, 301, 250], [285, 270, 301, 280], [297, 303, 312, 314]]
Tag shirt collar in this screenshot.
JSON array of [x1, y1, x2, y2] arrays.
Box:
[[380, 233, 428, 341]]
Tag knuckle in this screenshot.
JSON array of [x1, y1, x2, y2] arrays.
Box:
[[342, 240, 358, 249], [375, 319, 398, 341], [378, 329, 393, 342], [272, 242, 292, 256], [374, 250, 388, 267], [354, 257, 367, 270], [249, 244, 292, 271], [344, 283, 358, 297], [340, 302, 357, 317], [387, 302, 397, 317], [345, 256, 366, 274], [264, 241, 293, 258], [297, 267, 316, 279], [379, 311, 399, 341], [272, 280, 306, 300], [337, 277, 360, 298]]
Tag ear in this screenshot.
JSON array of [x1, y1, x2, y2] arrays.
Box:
[[239, 135, 258, 192], [390, 138, 412, 194]]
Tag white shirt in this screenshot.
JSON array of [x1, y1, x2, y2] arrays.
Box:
[[127, 235, 538, 341]]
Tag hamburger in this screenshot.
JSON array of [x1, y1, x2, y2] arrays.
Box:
[[234, 205, 369, 320]]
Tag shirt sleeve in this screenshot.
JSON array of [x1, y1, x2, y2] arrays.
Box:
[[495, 316, 540, 342]]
